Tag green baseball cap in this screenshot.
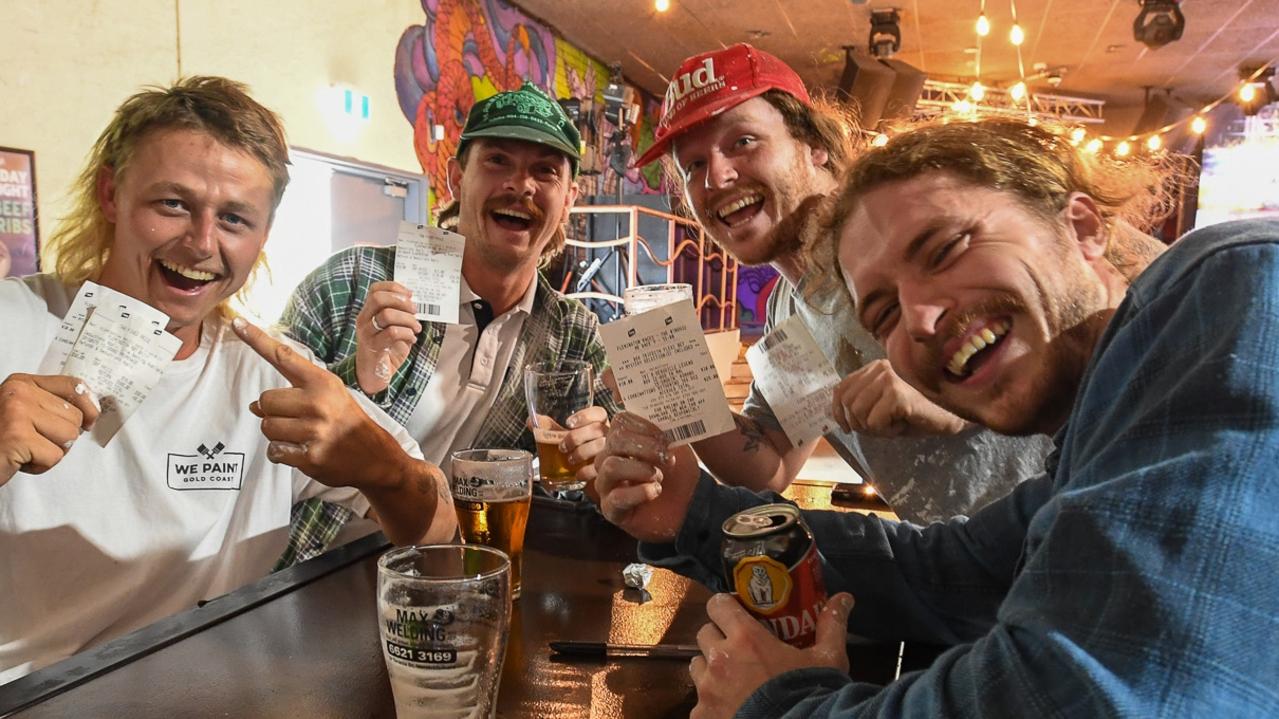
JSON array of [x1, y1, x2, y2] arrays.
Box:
[[457, 82, 582, 176]]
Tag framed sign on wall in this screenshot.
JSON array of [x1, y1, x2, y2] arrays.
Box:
[[0, 146, 39, 278]]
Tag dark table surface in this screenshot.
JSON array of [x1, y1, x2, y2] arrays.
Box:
[[1, 488, 926, 718]]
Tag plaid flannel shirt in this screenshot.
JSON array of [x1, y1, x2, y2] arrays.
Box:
[[274, 244, 622, 568]]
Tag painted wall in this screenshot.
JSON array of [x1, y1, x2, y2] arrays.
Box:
[[0, 0, 428, 249], [393, 0, 663, 203]]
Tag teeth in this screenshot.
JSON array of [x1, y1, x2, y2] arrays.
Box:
[[159, 259, 215, 282], [493, 208, 532, 221], [716, 194, 762, 219], [946, 320, 1010, 377]]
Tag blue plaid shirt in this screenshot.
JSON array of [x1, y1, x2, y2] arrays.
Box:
[[642, 219, 1279, 717]]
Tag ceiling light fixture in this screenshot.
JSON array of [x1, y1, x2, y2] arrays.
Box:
[[655, 0, 670, 12], [976, 14, 991, 37], [1133, 0, 1184, 50], [869, 8, 903, 58]]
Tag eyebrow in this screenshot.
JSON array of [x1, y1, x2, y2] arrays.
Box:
[[147, 181, 264, 217], [854, 220, 950, 331]]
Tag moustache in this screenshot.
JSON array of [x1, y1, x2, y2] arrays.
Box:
[[484, 194, 545, 221], [921, 293, 1028, 371]]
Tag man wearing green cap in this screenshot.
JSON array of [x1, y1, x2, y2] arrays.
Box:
[[276, 83, 622, 565]]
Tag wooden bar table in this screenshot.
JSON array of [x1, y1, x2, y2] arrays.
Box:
[[1, 492, 918, 718]]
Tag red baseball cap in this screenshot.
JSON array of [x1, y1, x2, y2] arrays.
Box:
[[635, 43, 811, 168]]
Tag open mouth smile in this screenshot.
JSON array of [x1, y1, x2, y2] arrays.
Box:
[[490, 207, 535, 232], [157, 259, 220, 293], [944, 318, 1012, 380], [714, 192, 764, 228]]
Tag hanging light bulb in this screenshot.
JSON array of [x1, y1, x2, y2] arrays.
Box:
[[976, 14, 991, 36], [1239, 83, 1258, 103], [1190, 115, 1208, 134], [952, 99, 975, 114], [1084, 138, 1103, 154], [1009, 81, 1027, 102], [655, 0, 671, 11], [1069, 127, 1087, 145], [969, 81, 986, 101], [1009, 23, 1025, 46], [871, 133, 890, 147], [1115, 140, 1132, 158], [1146, 134, 1163, 151]]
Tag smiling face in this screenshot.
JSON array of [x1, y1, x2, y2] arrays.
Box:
[[673, 97, 831, 266], [96, 127, 275, 359], [449, 138, 578, 276], [838, 172, 1117, 435]]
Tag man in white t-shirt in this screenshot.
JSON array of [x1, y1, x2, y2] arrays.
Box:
[[0, 77, 457, 683]]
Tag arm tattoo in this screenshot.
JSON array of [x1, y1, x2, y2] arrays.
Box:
[[735, 414, 765, 454]]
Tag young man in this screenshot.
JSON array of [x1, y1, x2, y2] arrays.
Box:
[[635, 45, 1050, 522], [279, 82, 621, 564], [0, 77, 456, 683], [596, 119, 1279, 716]]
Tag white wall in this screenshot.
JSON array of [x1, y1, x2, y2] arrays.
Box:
[[0, 0, 425, 250]]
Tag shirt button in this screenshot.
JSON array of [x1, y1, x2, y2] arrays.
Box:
[[481, 357, 490, 366], [473, 301, 483, 310]]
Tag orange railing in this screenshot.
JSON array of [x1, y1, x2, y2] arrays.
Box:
[[563, 205, 738, 331]]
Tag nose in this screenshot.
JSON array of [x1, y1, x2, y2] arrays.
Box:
[[185, 210, 218, 256], [703, 150, 737, 190], [502, 165, 536, 197], [899, 284, 950, 342]]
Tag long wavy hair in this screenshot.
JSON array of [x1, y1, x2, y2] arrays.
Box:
[[42, 76, 290, 315]]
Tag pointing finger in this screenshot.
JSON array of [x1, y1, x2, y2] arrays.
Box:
[[232, 317, 319, 388]]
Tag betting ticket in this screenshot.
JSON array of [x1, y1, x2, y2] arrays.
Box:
[[393, 221, 464, 324], [39, 281, 181, 446], [745, 315, 842, 448], [598, 301, 735, 446]]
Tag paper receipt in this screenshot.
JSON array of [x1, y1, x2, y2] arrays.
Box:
[[393, 222, 465, 324], [745, 315, 842, 447], [39, 281, 169, 374], [599, 301, 734, 446], [58, 295, 182, 446]]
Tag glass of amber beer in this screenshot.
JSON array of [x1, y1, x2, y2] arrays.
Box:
[[524, 360, 593, 493], [449, 448, 533, 598]]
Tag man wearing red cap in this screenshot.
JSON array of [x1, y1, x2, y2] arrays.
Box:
[[630, 44, 1051, 523]]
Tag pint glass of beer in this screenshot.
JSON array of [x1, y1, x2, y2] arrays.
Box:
[[377, 544, 511, 718], [449, 448, 533, 598], [523, 360, 593, 492], [622, 282, 694, 316]]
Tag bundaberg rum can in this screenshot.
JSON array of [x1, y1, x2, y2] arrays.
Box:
[[721, 503, 829, 648]]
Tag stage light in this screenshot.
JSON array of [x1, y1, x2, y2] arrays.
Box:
[[655, 0, 670, 11], [1010, 81, 1027, 102], [1084, 138, 1103, 154], [969, 81, 985, 101], [1146, 134, 1163, 151], [1239, 83, 1258, 104], [1115, 140, 1132, 158], [1190, 115, 1207, 134], [1069, 127, 1087, 144], [1133, 0, 1184, 50], [1009, 24, 1025, 46], [869, 8, 903, 58], [976, 14, 991, 37], [1235, 67, 1277, 116], [872, 133, 889, 147]]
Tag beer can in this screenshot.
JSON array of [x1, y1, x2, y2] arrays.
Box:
[[720, 503, 829, 648]]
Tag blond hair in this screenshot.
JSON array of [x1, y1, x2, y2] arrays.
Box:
[[43, 76, 290, 314]]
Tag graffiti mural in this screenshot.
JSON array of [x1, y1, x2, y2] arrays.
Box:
[[394, 0, 662, 202]]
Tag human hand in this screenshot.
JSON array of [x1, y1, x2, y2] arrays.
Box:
[[0, 374, 100, 486], [560, 405, 609, 488], [234, 317, 406, 490], [831, 359, 967, 437], [689, 592, 855, 719], [593, 411, 699, 543], [355, 281, 422, 395]]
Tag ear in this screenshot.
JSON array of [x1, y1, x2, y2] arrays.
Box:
[[1062, 192, 1106, 261], [445, 157, 463, 203], [563, 177, 580, 218], [96, 166, 120, 223], [809, 145, 830, 170]]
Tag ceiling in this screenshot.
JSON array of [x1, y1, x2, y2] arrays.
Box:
[[511, 0, 1279, 133]]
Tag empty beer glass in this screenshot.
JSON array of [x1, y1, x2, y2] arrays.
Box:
[[622, 282, 694, 315], [524, 360, 593, 492], [449, 449, 533, 598], [377, 544, 511, 719]]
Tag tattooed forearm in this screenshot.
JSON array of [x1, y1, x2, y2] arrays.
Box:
[[735, 414, 765, 453]]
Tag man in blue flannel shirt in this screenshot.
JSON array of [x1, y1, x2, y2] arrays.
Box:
[[594, 119, 1279, 717]]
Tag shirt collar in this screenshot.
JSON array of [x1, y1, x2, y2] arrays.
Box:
[[459, 275, 538, 317]]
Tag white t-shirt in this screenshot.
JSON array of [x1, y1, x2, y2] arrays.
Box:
[[0, 274, 421, 683], [406, 276, 534, 474]]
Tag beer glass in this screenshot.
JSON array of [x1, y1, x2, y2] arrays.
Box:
[[524, 360, 593, 492], [622, 282, 694, 315], [377, 544, 511, 719], [449, 448, 533, 598]]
